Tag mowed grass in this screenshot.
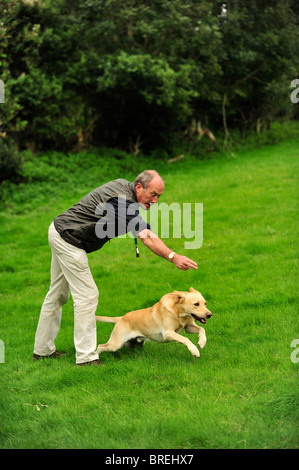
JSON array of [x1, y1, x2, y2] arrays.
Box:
[[0, 140, 298, 449]]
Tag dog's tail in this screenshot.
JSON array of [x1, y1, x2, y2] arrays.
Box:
[[95, 315, 122, 324]]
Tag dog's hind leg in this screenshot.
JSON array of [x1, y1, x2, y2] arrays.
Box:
[[125, 338, 145, 350], [96, 321, 139, 354]]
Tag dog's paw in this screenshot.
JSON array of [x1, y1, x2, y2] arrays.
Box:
[[190, 345, 200, 358], [198, 335, 207, 350]]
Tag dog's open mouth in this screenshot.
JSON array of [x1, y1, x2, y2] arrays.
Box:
[[191, 314, 206, 324]]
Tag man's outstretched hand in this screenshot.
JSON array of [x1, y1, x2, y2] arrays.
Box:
[[172, 254, 198, 271]]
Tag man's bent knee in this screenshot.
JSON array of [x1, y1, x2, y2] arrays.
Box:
[[58, 291, 70, 306], [74, 285, 99, 311]]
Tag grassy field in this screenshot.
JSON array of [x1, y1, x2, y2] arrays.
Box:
[[0, 140, 298, 449]]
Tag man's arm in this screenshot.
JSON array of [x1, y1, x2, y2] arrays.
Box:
[[137, 229, 198, 271]]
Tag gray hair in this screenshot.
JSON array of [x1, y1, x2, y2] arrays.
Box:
[[134, 170, 163, 189]]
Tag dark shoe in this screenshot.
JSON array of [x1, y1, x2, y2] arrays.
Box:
[[32, 350, 65, 361], [77, 359, 104, 366]]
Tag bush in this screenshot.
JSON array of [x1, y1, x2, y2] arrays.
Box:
[[0, 138, 22, 182], [1, 0, 298, 153]]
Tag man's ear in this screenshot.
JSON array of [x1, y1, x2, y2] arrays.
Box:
[[135, 182, 144, 193]]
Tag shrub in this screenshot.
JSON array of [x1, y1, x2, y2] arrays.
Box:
[[0, 138, 22, 182]]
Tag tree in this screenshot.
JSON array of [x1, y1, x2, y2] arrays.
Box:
[[216, 0, 298, 137], [0, 0, 298, 153]]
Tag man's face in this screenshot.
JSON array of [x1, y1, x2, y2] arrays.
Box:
[[136, 176, 164, 210]]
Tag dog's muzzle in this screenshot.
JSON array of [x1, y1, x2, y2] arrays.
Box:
[[191, 311, 212, 324]]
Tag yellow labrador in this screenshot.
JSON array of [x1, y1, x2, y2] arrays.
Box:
[[96, 287, 212, 358]]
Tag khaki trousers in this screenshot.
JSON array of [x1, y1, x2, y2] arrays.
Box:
[[34, 222, 99, 364]]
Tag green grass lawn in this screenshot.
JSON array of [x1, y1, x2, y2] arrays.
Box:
[[0, 140, 298, 449]]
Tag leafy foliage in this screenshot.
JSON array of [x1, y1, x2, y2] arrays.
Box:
[[0, 137, 22, 181], [0, 0, 298, 154]]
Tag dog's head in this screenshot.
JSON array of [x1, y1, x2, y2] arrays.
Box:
[[162, 287, 212, 324]]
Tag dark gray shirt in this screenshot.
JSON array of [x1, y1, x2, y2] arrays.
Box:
[[54, 179, 150, 253]]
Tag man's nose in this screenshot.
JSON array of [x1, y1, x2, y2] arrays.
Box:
[[151, 196, 159, 204]]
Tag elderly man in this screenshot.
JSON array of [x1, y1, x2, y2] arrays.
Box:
[[33, 170, 197, 365]]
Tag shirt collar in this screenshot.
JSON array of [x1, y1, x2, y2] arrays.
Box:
[[130, 182, 137, 202]]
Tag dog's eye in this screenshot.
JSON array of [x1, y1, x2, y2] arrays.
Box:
[[194, 302, 199, 306]]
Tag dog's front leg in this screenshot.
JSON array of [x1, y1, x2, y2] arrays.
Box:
[[164, 330, 200, 358], [185, 323, 207, 350], [197, 327, 207, 350]]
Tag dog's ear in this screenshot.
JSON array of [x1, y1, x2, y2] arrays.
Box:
[[190, 287, 198, 293], [161, 292, 186, 314], [170, 291, 186, 304], [163, 292, 186, 305]]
